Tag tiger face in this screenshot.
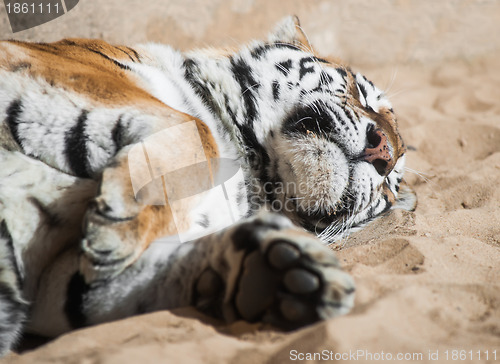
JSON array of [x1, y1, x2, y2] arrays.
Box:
[[259, 55, 415, 240], [182, 16, 416, 242]]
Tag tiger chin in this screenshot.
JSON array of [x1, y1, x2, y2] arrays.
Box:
[[0, 16, 416, 356]]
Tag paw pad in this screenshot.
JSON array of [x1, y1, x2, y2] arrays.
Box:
[[267, 241, 300, 269], [234, 235, 354, 329], [283, 268, 319, 294], [280, 298, 311, 322]]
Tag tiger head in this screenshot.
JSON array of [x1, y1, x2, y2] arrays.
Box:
[[262, 17, 417, 241], [183, 16, 417, 242]]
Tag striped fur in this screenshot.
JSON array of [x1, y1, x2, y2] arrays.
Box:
[[0, 16, 415, 355]]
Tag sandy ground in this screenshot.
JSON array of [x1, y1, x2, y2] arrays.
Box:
[[1, 1, 500, 363]]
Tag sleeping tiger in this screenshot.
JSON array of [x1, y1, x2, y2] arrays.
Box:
[[0, 16, 416, 355]]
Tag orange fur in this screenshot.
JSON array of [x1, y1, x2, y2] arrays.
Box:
[[1, 39, 159, 106]]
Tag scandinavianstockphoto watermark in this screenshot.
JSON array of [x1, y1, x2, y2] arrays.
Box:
[[128, 122, 326, 209], [289, 349, 498, 362], [128, 122, 324, 213], [127, 121, 326, 242], [3, 0, 79, 33]]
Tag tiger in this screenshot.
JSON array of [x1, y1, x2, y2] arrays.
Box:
[[0, 16, 416, 356]]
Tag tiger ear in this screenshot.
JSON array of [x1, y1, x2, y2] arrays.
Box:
[[268, 16, 313, 51]]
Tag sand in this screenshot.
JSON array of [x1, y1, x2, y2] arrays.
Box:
[[1, 1, 499, 363]]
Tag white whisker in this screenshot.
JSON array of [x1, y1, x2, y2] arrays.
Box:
[[242, 83, 261, 96], [384, 67, 399, 95]]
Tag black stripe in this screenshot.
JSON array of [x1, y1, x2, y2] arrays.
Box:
[[64, 273, 89, 329], [88, 49, 131, 71], [114, 46, 135, 62], [366, 196, 389, 222], [306, 71, 336, 97], [336, 67, 347, 81], [126, 47, 141, 62], [250, 44, 271, 59], [230, 57, 259, 125], [325, 103, 358, 133], [60, 39, 77, 46], [111, 115, 124, 152], [223, 95, 238, 125], [357, 82, 368, 101], [183, 58, 221, 118], [239, 124, 270, 172], [5, 99, 23, 148], [10, 62, 31, 73], [344, 107, 359, 133], [251, 43, 300, 59], [0, 220, 23, 288], [184, 57, 268, 180], [0, 282, 27, 327], [334, 104, 355, 132], [327, 106, 355, 158], [382, 193, 392, 213], [28, 197, 62, 227], [252, 43, 326, 61], [275, 60, 292, 75], [272, 80, 280, 101], [319, 71, 334, 86], [299, 57, 315, 80], [313, 56, 329, 64], [274, 43, 301, 51], [65, 110, 91, 178]]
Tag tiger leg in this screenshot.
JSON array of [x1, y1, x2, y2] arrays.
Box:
[[58, 213, 354, 331]]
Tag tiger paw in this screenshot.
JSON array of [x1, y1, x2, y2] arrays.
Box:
[[79, 197, 143, 282], [227, 214, 355, 329]]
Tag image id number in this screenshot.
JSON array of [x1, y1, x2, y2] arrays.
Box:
[[6, 2, 61, 14]]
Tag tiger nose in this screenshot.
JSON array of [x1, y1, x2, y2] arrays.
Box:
[[363, 128, 392, 175]]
